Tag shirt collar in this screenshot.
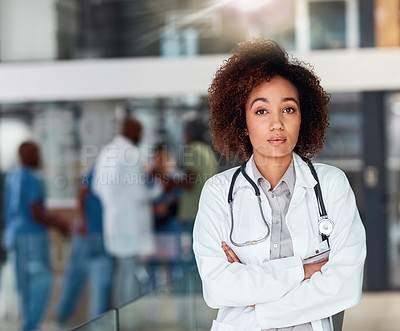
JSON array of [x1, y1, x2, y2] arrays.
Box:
[[251, 157, 296, 195]]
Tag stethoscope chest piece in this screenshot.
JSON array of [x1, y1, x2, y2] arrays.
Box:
[[304, 157, 335, 242], [318, 217, 334, 237]]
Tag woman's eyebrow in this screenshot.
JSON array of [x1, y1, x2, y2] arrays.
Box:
[[250, 97, 299, 107], [283, 97, 299, 106], [249, 97, 268, 108]]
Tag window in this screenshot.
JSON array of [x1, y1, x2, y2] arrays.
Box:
[[309, 1, 346, 49], [295, 0, 359, 51]]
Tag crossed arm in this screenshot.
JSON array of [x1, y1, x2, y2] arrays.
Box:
[[221, 240, 327, 282], [194, 172, 365, 328], [221, 241, 328, 310]]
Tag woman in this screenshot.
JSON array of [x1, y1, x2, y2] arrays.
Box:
[[192, 40, 366, 331]]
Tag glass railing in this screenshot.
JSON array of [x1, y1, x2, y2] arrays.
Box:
[[2, 232, 214, 330], [71, 270, 217, 331], [72, 309, 118, 331]]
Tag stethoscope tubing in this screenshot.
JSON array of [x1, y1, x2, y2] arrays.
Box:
[[228, 163, 271, 247], [228, 158, 334, 247]]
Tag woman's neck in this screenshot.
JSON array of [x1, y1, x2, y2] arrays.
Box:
[[253, 154, 292, 190]]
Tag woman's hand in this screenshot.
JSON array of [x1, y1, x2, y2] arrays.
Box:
[[222, 241, 241, 263], [303, 260, 328, 280], [221, 242, 255, 308]]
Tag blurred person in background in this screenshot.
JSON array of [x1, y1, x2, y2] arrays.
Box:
[[55, 166, 113, 326], [2, 141, 69, 331], [0, 169, 19, 322], [148, 144, 182, 285], [165, 115, 217, 267], [0, 171, 5, 264], [151, 144, 181, 233], [93, 116, 156, 307]]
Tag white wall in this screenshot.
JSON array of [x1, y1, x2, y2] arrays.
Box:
[[0, 0, 57, 61], [0, 48, 400, 103]]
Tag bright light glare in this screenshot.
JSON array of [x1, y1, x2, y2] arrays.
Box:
[[0, 119, 31, 171], [231, 0, 272, 13]]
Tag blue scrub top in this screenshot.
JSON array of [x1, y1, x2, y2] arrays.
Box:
[[3, 166, 47, 248], [81, 168, 103, 234]]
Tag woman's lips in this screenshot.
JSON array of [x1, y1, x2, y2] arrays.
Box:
[[268, 137, 286, 145]]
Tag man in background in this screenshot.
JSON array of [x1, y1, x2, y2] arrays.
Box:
[[178, 116, 217, 231], [93, 116, 156, 307], [162, 115, 217, 267], [3, 141, 69, 331]]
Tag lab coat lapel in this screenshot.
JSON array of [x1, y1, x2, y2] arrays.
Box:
[[287, 153, 319, 257], [241, 155, 272, 213], [234, 155, 262, 193], [289, 153, 317, 210]]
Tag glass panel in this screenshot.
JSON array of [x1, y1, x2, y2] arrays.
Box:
[[318, 92, 362, 160], [118, 270, 217, 331], [71, 309, 118, 331], [316, 92, 364, 235], [309, 0, 346, 50], [385, 92, 400, 288], [0, 101, 104, 201]]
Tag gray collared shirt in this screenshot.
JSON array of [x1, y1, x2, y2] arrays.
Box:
[[251, 158, 313, 331]]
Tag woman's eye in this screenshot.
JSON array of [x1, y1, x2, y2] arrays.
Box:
[[284, 107, 295, 114], [255, 109, 267, 115]]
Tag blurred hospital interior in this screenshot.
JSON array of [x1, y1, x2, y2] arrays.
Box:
[[1, 0, 400, 330]]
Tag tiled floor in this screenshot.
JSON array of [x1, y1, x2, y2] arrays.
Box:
[[1, 291, 400, 331], [343, 291, 400, 331]]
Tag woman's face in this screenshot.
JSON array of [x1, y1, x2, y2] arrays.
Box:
[[245, 75, 301, 166]]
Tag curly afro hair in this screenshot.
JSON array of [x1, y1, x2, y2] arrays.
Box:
[[208, 39, 330, 162]]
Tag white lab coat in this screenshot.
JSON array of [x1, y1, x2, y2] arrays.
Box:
[[193, 153, 366, 331], [92, 135, 156, 258]]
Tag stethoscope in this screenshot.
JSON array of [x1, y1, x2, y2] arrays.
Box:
[[227, 159, 334, 248]]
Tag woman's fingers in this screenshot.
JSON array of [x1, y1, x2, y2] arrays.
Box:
[[222, 241, 241, 263], [303, 260, 328, 280], [222, 242, 233, 262]]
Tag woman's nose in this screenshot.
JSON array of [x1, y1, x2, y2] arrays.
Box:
[[270, 113, 283, 131]]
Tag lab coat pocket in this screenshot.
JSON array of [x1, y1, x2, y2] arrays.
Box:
[[210, 319, 235, 331]]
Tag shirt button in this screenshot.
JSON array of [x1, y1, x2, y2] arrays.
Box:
[[271, 193, 275, 198], [274, 220, 279, 224], [273, 243, 278, 249]]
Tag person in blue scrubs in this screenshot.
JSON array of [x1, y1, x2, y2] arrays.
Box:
[[55, 167, 113, 325], [3, 141, 69, 331]]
